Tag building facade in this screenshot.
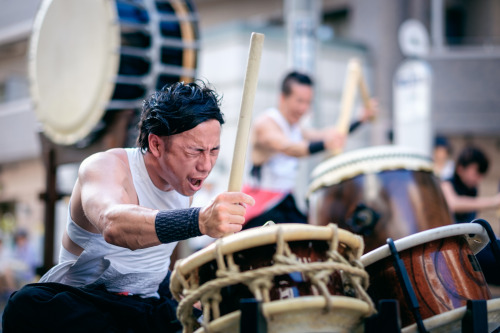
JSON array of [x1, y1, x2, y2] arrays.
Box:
[[0, 0, 499, 268]]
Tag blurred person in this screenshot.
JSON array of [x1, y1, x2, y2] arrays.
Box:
[[440, 145, 500, 285], [440, 146, 500, 223], [0, 235, 16, 298], [2, 81, 254, 332], [11, 229, 39, 284], [242, 71, 377, 229], [433, 136, 454, 180]]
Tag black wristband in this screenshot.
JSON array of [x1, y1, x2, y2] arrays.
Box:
[[349, 120, 362, 133], [308, 141, 325, 154], [155, 207, 202, 244]]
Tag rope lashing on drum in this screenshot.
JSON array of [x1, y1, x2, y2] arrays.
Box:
[[171, 259, 195, 300], [324, 225, 376, 314], [200, 291, 222, 332], [175, 224, 375, 331], [176, 261, 371, 330]]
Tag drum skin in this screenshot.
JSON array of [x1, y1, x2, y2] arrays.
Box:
[[29, 0, 199, 145], [197, 240, 350, 317], [365, 235, 491, 327], [308, 168, 453, 253]]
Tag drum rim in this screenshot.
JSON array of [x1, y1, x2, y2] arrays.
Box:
[[172, 223, 363, 277], [193, 296, 371, 333], [307, 145, 434, 196], [401, 297, 500, 333], [360, 223, 489, 267]]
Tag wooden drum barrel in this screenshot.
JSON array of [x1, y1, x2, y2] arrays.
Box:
[[170, 224, 375, 333], [307, 145, 454, 253], [361, 223, 492, 329]]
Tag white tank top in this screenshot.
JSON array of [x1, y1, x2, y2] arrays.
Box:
[[40, 148, 189, 298], [252, 108, 302, 192]]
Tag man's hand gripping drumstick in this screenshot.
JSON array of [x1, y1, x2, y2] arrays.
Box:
[[199, 33, 265, 237], [330, 58, 377, 155]]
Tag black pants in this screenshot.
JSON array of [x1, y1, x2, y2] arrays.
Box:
[[243, 194, 307, 230], [2, 272, 196, 333]]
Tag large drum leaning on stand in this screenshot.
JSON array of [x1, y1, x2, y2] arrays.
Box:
[[29, 0, 198, 145], [170, 224, 376, 333], [307, 145, 453, 253]]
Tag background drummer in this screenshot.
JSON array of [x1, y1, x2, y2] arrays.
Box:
[[2, 81, 255, 332], [440, 145, 500, 287], [242, 71, 377, 229]]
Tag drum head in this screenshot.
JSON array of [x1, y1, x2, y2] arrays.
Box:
[[29, 0, 120, 145], [308, 145, 433, 196], [360, 223, 490, 267]]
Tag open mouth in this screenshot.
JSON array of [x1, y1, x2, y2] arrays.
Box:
[[189, 177, 203, 189]]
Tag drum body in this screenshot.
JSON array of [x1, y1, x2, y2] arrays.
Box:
[[170, 224, 375, 333], [29, 0, 198, 145], [361, 223, 491, 328], [308, 146, 453, 253]]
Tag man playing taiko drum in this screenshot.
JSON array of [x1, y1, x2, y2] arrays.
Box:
[[242, 71, 377, 229], [2, 82, 254, 332]]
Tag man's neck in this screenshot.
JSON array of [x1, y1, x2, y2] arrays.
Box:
[[142, 151, 174, 192]]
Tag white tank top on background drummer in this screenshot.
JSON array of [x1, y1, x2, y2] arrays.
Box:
[[252, 108, 303, 193], [39, 148, 189, 298]]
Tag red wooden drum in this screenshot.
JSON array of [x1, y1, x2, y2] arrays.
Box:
[[170, 224, 375, 333], [360, 223, 492, 329], [29, 0, 198, 145], [307, 145, 453, 253]]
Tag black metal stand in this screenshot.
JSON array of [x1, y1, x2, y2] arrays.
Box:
[[240, 298, 267, 333], [387, 238, 428, 333], [462, 299, 488, 333], [472, 219, 500, 264], [364, 299, 401, 333]]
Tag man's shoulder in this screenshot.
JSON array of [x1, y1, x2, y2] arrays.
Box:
[[80, 148, 130, 173], [255, 109, 280, 128]]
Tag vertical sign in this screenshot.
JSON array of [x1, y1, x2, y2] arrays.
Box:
[[394, 19, 433, 156], [393, 59, 432, 155]]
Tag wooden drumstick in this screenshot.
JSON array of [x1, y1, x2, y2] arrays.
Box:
[[358, 64, 374, 121], [228, 32, 265, 193], [333, 58, 361, 155]]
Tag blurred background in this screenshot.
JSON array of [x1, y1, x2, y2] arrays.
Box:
[[0, 0, 500, 322]]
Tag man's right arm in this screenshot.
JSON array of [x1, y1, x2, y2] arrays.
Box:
[[253, 116, 314, 159], [79, 151, 255, 250]]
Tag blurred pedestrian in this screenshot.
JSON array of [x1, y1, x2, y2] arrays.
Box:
[[11, 229, 39, 284], [440, 145, 500, 286], [432, 136, 454, 180]]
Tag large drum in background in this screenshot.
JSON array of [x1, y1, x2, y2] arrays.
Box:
[[307, 145, 453, 253], [170, 224, 375, 333], [29, 0, 198, 145], [361, 223, 498, 331]]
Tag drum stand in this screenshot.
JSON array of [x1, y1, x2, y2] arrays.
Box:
[[364, 218, 500, 333], [239, 298, 267, 333]]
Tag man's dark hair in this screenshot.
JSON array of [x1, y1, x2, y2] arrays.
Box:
[[137, 81, 224, 152], [281, 71, 314, 96], [456, 146, 489, 174]]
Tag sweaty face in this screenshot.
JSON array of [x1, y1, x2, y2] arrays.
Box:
[[457, 163, 483, 188], [159, 119, 221, 196], [280, 83, 313, 125]]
